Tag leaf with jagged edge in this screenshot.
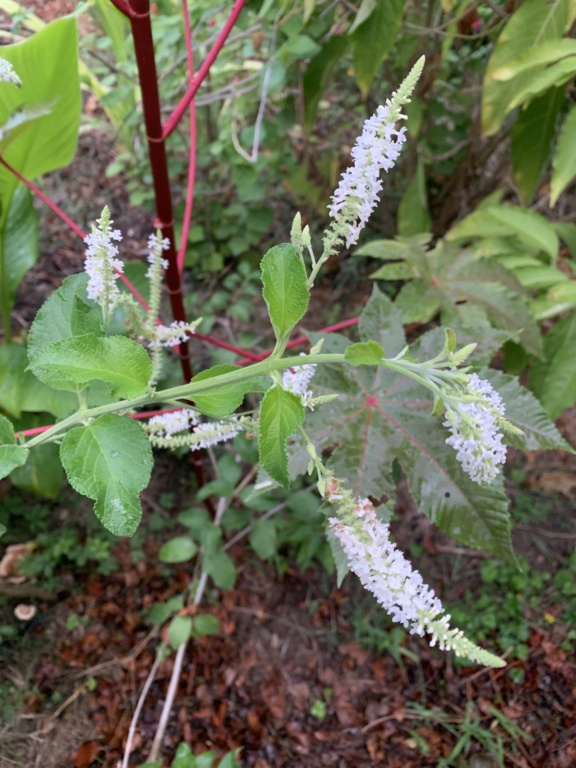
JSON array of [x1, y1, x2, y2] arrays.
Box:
[[0, 414, 29, 481]]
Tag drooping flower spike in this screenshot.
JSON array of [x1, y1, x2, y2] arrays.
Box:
[[0, 58, 21, 87]]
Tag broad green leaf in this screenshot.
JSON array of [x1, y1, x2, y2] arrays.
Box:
[[203, 550, 236, 589], [261, 243, 309, 342], [2, 186, 38, 320], [303, 35, 348, 131], [0, 18, 80, 225], [258, 385, 305, 487], [482, 369, 572, 452], [482, 0, 572, 135], [529, 313, 576, 418], [60, 414, 153, 536], [447, 206, 559, 262], [394, 280, 441, 324], [10, 443, 62, 498], [511, 87, 565, 205], [249, 518, 278, 559], [158, 536, 198, 563], [28, 335, 152, 398], [192, 614, 220, 637], [168, 616, 193, 650], [355, 238, 423, 260], [491, 38, 576, 81], [397, 157, 431, 237], [0, 414, 29, 481], [0, 341, 77, 418], [295, 333, 515, 560], [370, 262, 417, 280], [28, 273, 103, 362], [351, 0, 405, 97], [507, 57, 576, 111], [344, 341, 385, 366], [551, 104, 576, 205], [218, 751, 241, 768], [191, 365, 266, 417], [348, 0, 378, 33]]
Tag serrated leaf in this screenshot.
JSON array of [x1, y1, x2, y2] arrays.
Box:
[[261, 243, 309, 342], [447, 206, 559, 262], [0, 414, 28, 481], [249, 518, 277, 559], [27, 274, 104, 362], [482, 368, 572, 451], [551, 103, 576, 205], [529, 313, 576, 418], [258, 385, 305, 487], [191, 364, 265, 417], [344, 341, 385, 366], [28, 335, 152, 398], [358, 286, 406, 355], [295, 333, 515, 560], [394, 280, 441, 324], [158, 536, 198, 563], [60, 414, 153, 536]]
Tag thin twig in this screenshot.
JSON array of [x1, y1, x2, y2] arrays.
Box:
[[121, 652, 163, 768]]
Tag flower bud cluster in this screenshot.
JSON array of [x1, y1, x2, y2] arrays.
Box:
[[325, 478, 504, 667], [282, 354, 316, 406], [146, 409, 243, 451], [444, 374, 507, 485], [84, 207, 123, 310], [0, 57, 21, 86]]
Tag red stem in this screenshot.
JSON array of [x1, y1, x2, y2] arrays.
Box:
[[128, 0, 192, 381], [162, 0, 247, 139], [177, 0, 197, 275], [0, 155, 152, 312], [193, 331, 260, 360]]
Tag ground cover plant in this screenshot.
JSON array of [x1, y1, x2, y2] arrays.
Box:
[[0, 0, 575, 766]]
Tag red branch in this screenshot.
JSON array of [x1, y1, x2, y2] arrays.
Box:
[[162, 0, 247, 139]]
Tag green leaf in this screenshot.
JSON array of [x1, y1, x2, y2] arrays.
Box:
[[397, 157, 431, 237], [261, 244, 309, 342], [258, 386, 305, 487], [2, 186, 38, 320], [554, 222, 576, 256], [28, 335, 152, 398], [60, 414, 153, 536], [344, 341, 385, 366], [0, 17, 80, 226], [551, 103, 576, 205], [482, 0, 572, 135], [491, 38, 576, 81], [191, 365, 265, 417], [511, 87, 565, 205], [218, 752, 241, 768], [447, 206, 559, 262], [293, 333, 515, 561], [10, 443, 62, 498], [28, 274, 103, 362], [348, 0, 378, 34], [0, 414, 29, 481], [481, 369, 572, 452], [192, 614, 220, 637], [303, 35, 348, 131], [507, 57, 576, 111], [359, 285, 409, 356], [158, 536, 198, 563], [351, 0, 404, 97], [394, 280, 440, 324], [168, 616, 193, 650], [203, 550, 236, 589], [529, 313, 576, 418], [355, 238, 417, 260], [249, 518, 277, 559]]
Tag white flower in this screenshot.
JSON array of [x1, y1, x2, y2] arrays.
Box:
[[330, 500, 443, 633], [152, 320, 195, 348], [444, 374, 506, 485], [146, 233, 170, 277], [191, 419, 241, 449], [84, 208, 123, 309], [148, 409, 198, 437], [0, 58, 21, 86], [282, 354, 316, 403]]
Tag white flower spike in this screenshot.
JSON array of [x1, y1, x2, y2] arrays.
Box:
[[0, 58, 21, 87]]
